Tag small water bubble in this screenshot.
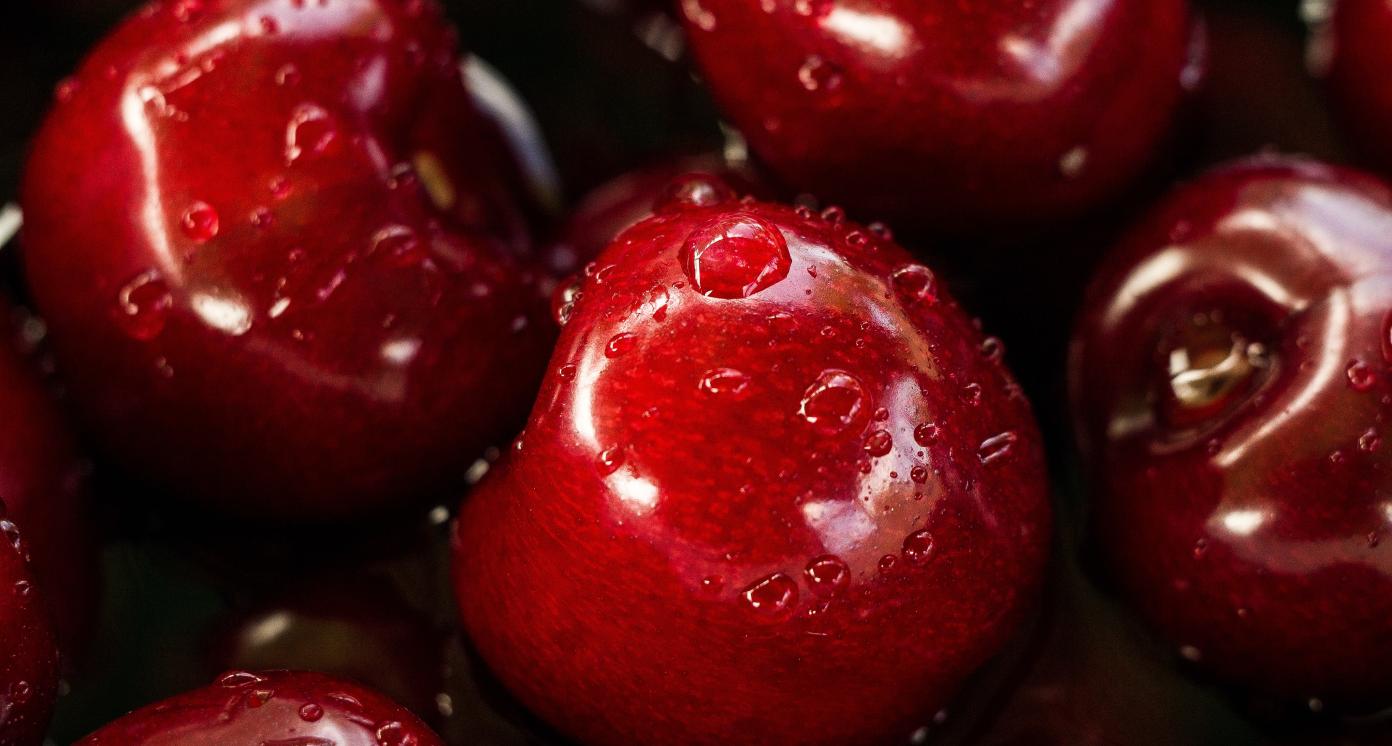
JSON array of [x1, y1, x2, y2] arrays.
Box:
[[977, 431, 1017, 465], [8, 681, 31, 705], [679, 213, 791, 299], [285, 103, 340, 163], [216, 671, 266, 688], [961, 383, 983, 406], [12, 580, 31, 599], [878, 554, 899, 573], [798, 55, 844, 93], [552, 278, 583, 327], [741, 572, 798, 621], [375, 721, 410, 746], [798, 370, 866, 435], [914, 422, 941, 446], [1360, 428, 1381, 452], [180, 201, 219, 242], [113, 270, 173, 341], [819, 206, 845, 224], [910, 465, 929, 484], [275, 64, 301, 86], [299, 703, 323, 722], [863, 430, 893, 457], [606, 332, 638, 359], [699, 367, 750, 397], [891, 265, 938, 306], [980, 337, 1005, 362], [558, 364, 577, 381], [1348, 360, 1377, 392], [903, 529, 935, 564], [655, 174, 735, 212], [598, 445, 626, 476]]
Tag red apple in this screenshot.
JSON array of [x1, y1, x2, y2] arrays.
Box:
[[20, 0, 553, 520], [454, 185, 1052, 745], [1070, 157, 1392, 712], [1318, 0, 1392, 173], [76, 670, 443, 745], [0, 508, 59, 746], [0, 303, 98, 666], [680, 0, 1201, 235]]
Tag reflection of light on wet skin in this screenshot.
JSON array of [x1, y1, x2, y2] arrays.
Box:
[[611, 473, 660, 517], [821, 7, 912, 58], [1217, 508, 1267, 537], [191, 291, 254, 336], [380, 337, 422, 366], [802, 499, 877, 556]]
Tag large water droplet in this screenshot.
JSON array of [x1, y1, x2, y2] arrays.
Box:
[[299, 703, 323, 722], [699, 367, 750, 397], [903, 529, 935, 564], [863, 429, 893, 457], [113, 270, 173, 341], [679, 213, 790, 299], [914, 422, 941, 446], [891, 265, 938, 306], [740, 572, 798, 621], [798, 370, 866, 435]]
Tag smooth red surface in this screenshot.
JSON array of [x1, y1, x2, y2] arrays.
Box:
[[1322, 0, 1392, 173], [454, 188, 1052, 745], [543, 153, 763, 276], [77, 670, 444, 745], [680, 0, 1199, 234], [20, 0, 552, 520], [0, 509, 60, 746], [0, 308, 98, 665], [1070, 158, 1392, 711]]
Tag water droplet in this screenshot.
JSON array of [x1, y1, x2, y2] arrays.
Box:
[[1348, 360, 1377, 392], [819, 206, 845, 224], [113, 270, 173, 341], [275, 64, 301, 86], [980, 337, 1005, 362], [655, 174, 735, 212], [910, 465, 929, 484], [914, 423, 941, 446], [679, 213, 791, 299], [798, 55, 843, 93], [741, 572, 798, 621], [285, 103, 340, 163], [376, 721, 410, 746], [863, 430, 893, 457], [180, 201, 219, 242], [372, 225, 426, 268], [605, 333, 638, 359], [903, 529, 935, 564], [8, 681, 31, 705], [12, 580, 31, 599], [558, 364, 577, 381], [799, 370, 866, 435], [598, 445, 625, 475], [804, 555, 849, 596], [216, 671, 266, 688], [961, 383, 983, 406], [977, 431, 1017, 465], [699, 367, 750, 397], [1360, 428, 1381, 452], [299, 703, 323, 722], [891, 265, 938, 306], [878, 554, 899, 573]]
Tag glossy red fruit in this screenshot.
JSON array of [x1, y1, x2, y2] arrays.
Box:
[[454, 190, 1052, 745], [1318, 0, 1392, 172], [77, 670, 444, 745], [0, 305, 98, 664], [21, 0, 553, 520], [1070, 157, 1392, 712], [680, 0, 1201, 234], [0, 509, 60, 746], [543, 154, 763, 276]]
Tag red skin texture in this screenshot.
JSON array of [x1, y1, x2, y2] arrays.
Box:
[[1323, 0, 1392, 173], [0, 510, 60, 746], [544, 153, 764, 276], [454, 189, 1052, 745], [680, 0, 1199, 234], [1070, 158, 1392, 711], [76, 670, 444, 745], [0, 311, 98, 665], [20, 0, 552, 520]]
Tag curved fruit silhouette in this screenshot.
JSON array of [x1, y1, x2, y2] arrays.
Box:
[[21, 0, 553, 520], [76, 669, 443, 744], [1071, 157, 1392, 712], [454, 181, 1052, 745], [681, 0, 1200, 234]]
